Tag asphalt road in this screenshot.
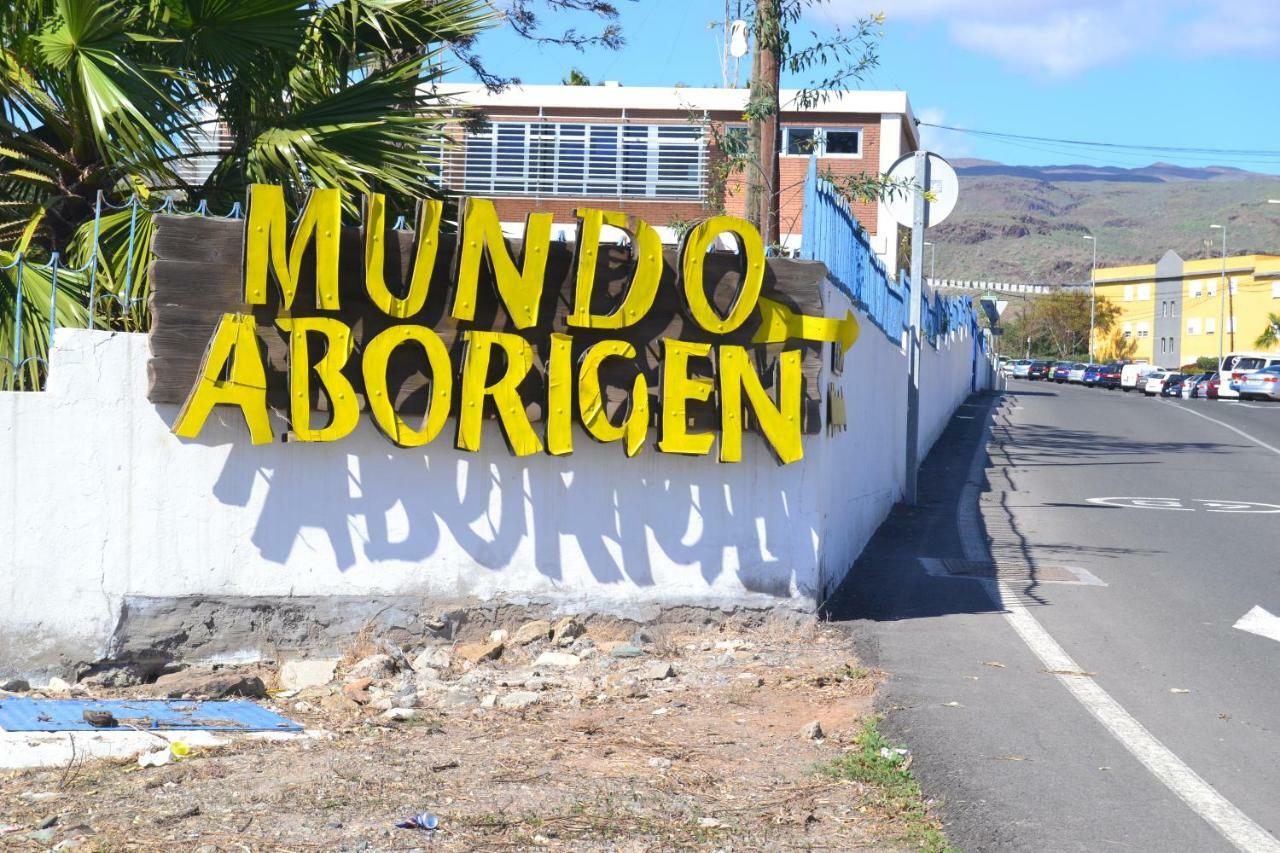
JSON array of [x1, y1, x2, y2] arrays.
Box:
[[828, 379, 1280, 851]]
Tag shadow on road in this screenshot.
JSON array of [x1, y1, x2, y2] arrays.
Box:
[[822, 390, 1167, 623]]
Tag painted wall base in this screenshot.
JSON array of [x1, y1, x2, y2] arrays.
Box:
[[1, 286, 991, 679]]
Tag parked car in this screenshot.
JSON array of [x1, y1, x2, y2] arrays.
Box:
[[1028, 360, 1053, 380], [998, 356, 1013, 377], [1067, 362, 1088, 384], [1011, 359, 1032, 379], [1218, 352, 1280, 399], [1142, 369, 1170, 396], [1099, 364, 1123, 389], [1120, 362, 1155, 393], [1052, 362, 1073, 383], [1203, 372, 1221, 399], [1239, 366, 1280, 401], [1082, 364, 1106, 387], [1183, 372, 1212, 398], [1158, 372, 1186, 397]]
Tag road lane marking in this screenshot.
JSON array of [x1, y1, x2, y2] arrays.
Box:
[[963, 400, 1280, 853], [1234, 606, 1280, 645], [1158, 399, 1280, 458], [1086, 497, 1280, 513]]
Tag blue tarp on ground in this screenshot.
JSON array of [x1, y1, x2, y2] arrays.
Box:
[[0, 698, 301, 732]]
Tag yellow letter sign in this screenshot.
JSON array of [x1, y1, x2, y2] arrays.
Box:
[[719, 346, 803, 464], [172, 313, 273, 445], [457, 331, 543, 456], [568, 209, 662, 329], [362, 325, 453, 447], [276, 317, 360, 442], [452, 198, 552, 329], [243, 185, 341, 310], [678, 215, 765, 334]]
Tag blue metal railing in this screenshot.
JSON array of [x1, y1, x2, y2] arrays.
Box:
[[800, 156, 977, 348], [800, 157, 906, 342], [1, 194, 245, 391]]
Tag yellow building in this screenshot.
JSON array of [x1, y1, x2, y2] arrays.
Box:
[[1090, 250, 1280, 368]]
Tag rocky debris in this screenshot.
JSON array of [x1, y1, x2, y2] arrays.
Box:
[[642, 662, 675, 681], [380, 641, 414, 673], [152, 667, 267, 699], [455, 641, 504, 664], [380, 707, 428, 723], [342, 677, 374, 705], [346, 654, 397, 680], [799, 720, 824, 740], [77, 663, 149, 689], [550, 617, 585, 647], [532, 651, 581, 669], [512, 619, 552, 646], [736, 673, 765, 688], [608, 644, 644, 659], [489, 629, 509, 644], [1, 676, 30, 692], [436, 689, 478, 710], [648, 757, 672, 769], [46, 677, 72, 693], [279, 659, 339, 691], [497, 691, 540, 710], [412, 646, 451, 671]]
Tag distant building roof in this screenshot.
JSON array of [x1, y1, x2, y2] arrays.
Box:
[[438, 83, 918, 144]]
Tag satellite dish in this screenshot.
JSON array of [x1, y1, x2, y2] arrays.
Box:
[[729, 20, 749, 58]]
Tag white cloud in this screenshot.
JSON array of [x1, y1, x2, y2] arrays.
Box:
[[915, 107, 974, 159], [812, 1, 1280, 76]]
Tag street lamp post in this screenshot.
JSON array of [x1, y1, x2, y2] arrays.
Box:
[[1083, 235, 1097, 361], [923, 241, 935, 286], [1208, 224, 1228, 361]]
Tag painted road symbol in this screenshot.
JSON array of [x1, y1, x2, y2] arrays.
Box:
[[1087, 497, 1280, 513]]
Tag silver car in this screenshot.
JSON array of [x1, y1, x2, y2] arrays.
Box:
[[1239, 366, 1280, 401], [1012, 359, 1032, 379]]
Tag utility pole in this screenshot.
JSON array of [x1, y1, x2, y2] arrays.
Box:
[[746, 0, 781, 247], [1211, 224, 1227, 364], [904, 150, 929, 505], [1083, 235, 1097, 361]]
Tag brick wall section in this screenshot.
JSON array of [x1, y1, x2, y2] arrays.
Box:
[[446, 108, 889, 240]]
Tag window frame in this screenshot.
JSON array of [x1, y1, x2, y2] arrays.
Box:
[[781, 126, 864, 159]]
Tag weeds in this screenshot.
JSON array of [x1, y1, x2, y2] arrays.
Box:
[[819, 718, 953, 852]]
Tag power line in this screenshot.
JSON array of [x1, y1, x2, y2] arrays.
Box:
[[918, 122, 1280, 159]]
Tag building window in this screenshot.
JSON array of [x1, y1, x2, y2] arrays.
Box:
[[1191, 281, 1202, 298], [1228, 317, 1236, 333], [1160, 337, 1167, 354], [1137, 323, 1149, 338], [1122, 322, 1133, 338], [1209, 280, 1218, 297], [1187, 318, 1201, 336], [456, 121, 705, 200], [782, 127, 862, 157], [1206, 317, 1216, 335], [1272, 281, 1280, 298], [1123, 285, 1134, 301], [1229, 276, 1239, 294], [1137, 283, 1151, 300]]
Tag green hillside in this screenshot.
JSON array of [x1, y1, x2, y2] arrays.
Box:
[[927, 162, 1280, 285]]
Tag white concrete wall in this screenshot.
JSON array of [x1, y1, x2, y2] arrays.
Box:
[[0, 288, 991, 676]]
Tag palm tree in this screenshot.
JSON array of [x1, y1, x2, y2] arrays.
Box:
[[1, 0, 497, 370], [1255, 312, 1280, 350]]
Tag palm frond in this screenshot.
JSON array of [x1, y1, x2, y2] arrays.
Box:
[[0, 249, 91, 389]]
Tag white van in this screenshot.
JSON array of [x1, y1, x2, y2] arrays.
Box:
[[1219, 352, 1280, 399], [1120, 362, 1155, 393]]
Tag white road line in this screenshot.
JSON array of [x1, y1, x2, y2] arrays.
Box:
[[1234, 606, 1280, 645], [962, 399, 1280, 853], [1158, 399, 1280, 458]]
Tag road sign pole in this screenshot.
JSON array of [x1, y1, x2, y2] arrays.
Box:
[[904, 150, 928, 506]]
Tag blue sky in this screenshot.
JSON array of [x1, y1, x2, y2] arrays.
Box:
[[454, 1, 1280, 173]]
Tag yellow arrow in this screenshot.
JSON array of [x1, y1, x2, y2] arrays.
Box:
[[752, 297, 860, 355]]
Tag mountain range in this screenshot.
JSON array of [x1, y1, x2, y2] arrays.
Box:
[[928, 159, 1280, 285]]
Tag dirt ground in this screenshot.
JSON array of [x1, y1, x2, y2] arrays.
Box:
[[0, 620, 941, 851]]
